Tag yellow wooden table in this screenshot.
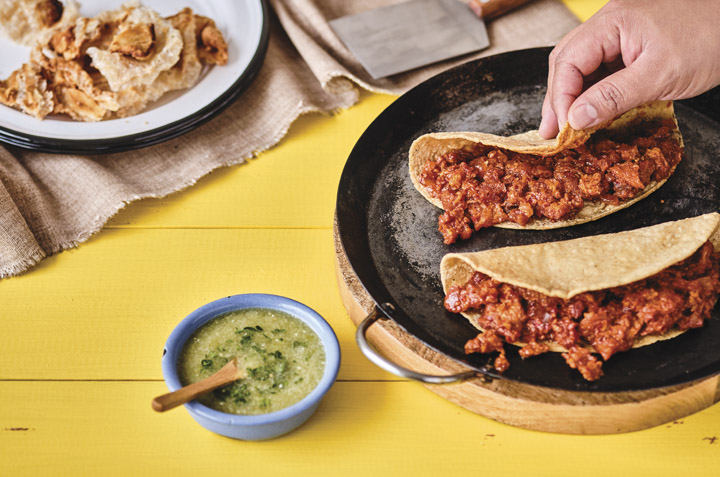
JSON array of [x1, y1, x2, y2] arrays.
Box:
[[2, 2, 719, 474]]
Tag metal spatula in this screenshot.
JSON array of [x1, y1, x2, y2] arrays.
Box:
[[330, 0, 532, 79]]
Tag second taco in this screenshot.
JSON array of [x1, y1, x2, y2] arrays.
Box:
[[441, 213, 720, 381]]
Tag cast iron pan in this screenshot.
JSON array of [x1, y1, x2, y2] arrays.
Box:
[[336, 47, 720, 392]]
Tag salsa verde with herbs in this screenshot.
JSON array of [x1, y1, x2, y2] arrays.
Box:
[[178, 308, 325, 415]]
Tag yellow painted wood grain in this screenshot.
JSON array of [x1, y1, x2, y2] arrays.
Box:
[[2, 381, 719, 476], [0, 228, 389, 381], [564, 0, 607, 21]]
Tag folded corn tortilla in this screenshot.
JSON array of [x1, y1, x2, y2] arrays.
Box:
[[440, 212, 720, 351], [409, 100, 683, 230]]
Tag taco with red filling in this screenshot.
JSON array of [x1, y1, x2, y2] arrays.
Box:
[[410, 101, 684, 244], [440, 213, 720, 381]]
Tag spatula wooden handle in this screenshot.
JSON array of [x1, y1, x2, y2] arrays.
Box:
[[152, 359, 244, 412], [468, 0, 532, 20]]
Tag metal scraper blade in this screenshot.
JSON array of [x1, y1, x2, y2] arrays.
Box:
[[329, 0, 490, 79]]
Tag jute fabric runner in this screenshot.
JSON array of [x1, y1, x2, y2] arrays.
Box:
[[0, 0, 579, 278]]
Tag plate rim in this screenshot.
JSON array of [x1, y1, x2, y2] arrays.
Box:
[[0, 0, 270, 155]]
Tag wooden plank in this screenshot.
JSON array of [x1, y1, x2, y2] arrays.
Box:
[[563, 0, 606, 21], [106, 93, 397, 229], [1, 380, 719, 476], [0, 228, 391, 382]]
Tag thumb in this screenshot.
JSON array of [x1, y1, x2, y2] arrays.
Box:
[[567, 60, 659, 130]]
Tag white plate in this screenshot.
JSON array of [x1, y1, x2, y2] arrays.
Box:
[[0, 0, 268, 153]]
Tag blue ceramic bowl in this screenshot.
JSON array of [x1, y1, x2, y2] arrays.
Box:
[[161, 294, 341, 440]]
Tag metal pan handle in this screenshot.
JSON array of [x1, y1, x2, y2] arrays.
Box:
[[356, 305, 480, 384]]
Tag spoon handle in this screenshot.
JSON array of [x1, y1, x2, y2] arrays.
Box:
[[152, 359, 243, 412]]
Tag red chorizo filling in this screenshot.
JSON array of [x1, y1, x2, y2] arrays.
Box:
[[444, 241, 720, 381], [419, 121, 683, 244]]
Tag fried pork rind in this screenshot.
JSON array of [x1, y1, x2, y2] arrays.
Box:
[[36, 51, 119, 121], [86, 2, 183, 92], [109, 21, 155, 60], [194, 14, 228, 66], [0, 47, 119, 121], [113, 7, 202, 117], [49, 17, 113, 61], [35, 0, 63, 26], [0, 0, 80, 46], [0, 45, 119, 121], [0, 1, 230, 121], [0, 61, 54, 119]]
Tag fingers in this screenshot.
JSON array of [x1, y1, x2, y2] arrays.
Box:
[[539, 49, 589, 139], [540, 14, 623, 137], [541, 0, 720, 137], [539, 26, 583, 139], [550, 60, 586, 128], [538, 93, 559, 138], [567, 59, 656, 129]]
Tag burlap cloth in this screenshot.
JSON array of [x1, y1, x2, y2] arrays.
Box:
[[0, 0, 579, 278]]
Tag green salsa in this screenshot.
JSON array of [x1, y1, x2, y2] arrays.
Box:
[[178, 308, 325, 415]]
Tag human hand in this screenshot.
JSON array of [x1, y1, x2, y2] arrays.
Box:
[[538, 0, 720, 139]]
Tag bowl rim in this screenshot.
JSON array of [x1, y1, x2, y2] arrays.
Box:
[[162, 293, 341, 426]]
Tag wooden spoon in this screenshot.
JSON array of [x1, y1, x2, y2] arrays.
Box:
[[152, 358, 246, 412]]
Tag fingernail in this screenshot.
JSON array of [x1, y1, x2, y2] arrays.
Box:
[[569, 103, 598, 130]]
